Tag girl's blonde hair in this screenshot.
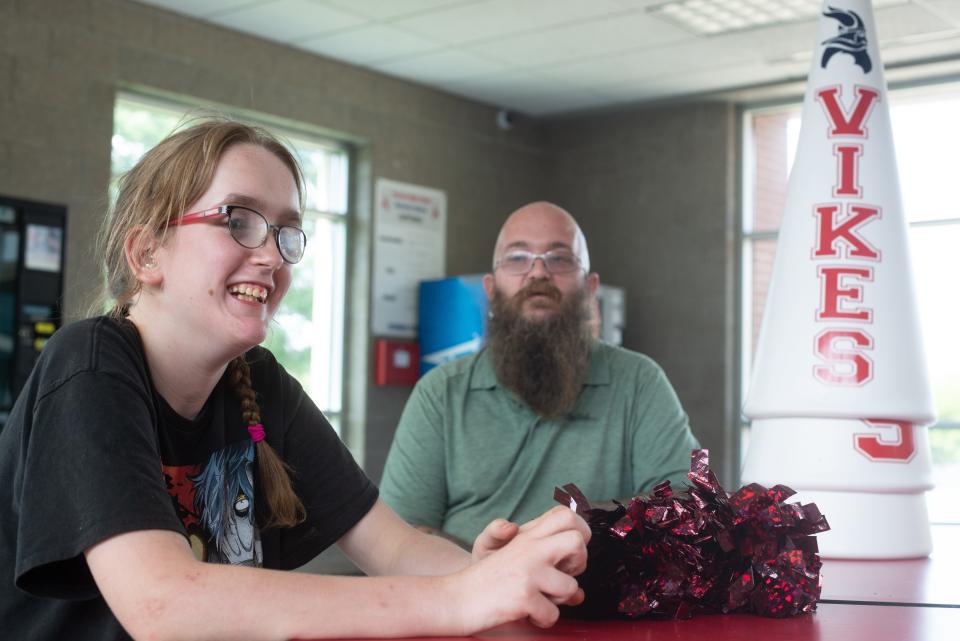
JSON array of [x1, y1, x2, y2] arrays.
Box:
[[96, 117, 307, 528], [97, 117, 304, 315]]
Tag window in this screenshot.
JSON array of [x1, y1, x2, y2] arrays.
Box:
[[111, 93, 351, 433], [742, 83, 960, 524]]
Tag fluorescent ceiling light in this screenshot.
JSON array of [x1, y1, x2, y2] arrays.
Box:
[[650, 0, 909, 36]]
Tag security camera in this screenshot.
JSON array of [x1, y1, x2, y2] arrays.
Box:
[[496, 109, 514, 131]]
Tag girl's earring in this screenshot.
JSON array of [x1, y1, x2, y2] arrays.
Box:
[[143, 254, 157, 269]]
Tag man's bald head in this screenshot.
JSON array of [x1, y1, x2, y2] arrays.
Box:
[[491, 201, 590, 272]]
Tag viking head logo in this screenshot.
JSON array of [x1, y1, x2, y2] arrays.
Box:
[[821, 6, 872, 73]]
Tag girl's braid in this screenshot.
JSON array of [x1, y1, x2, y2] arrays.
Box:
[[227, 356, 305, 528]]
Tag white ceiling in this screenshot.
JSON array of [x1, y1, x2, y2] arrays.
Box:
[[132, 0, 960, 116]]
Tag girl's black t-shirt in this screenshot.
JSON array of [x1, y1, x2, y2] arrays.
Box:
[[0, 316, 378, 640]]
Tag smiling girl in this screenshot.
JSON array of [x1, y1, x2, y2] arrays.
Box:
[[0, 119, 589, 641]]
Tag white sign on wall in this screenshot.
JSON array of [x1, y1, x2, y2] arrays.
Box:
[[372, 178, 447, 337]]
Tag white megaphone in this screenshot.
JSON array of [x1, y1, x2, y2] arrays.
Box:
[[741, 0, 936, 559]]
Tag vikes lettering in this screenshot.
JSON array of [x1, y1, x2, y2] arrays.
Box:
[[811, 84, 913, 461], [811, 85, 880, 388]]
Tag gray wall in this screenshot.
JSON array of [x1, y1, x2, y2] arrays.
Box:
[[0, 0, 740, 485], [545, 104, 740, 484]]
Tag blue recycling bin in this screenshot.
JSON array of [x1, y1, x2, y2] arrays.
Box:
[[418, 275, 488, 376]]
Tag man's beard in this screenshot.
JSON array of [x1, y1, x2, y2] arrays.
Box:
[[487, 280, 593, 419]]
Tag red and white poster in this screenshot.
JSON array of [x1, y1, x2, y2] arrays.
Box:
[[372, 178, 447, 338]]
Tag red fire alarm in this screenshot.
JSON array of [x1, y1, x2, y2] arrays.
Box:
[[375, 339, 420, 386]]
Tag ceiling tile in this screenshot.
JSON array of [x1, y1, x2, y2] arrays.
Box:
[[692, 19, 824, 65], [448, 82, 620, 116], [298, 24, 443, 66], [880, 33, 960, 65], [535, 36, 758, 90], [601, 62, 790, 102], [445, 69, 567, 96], [921, 0, 960, 25], [213, 0, 366, 42], [464, 11, 692, 68], [444, 69, 623, 115], [874, 2, 958, 39], [318, 0, 483, 22], [374, 48, 509, 84], [392, 0, 628, 45]]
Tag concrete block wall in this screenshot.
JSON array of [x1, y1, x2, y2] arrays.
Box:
[[0, 0, 741, 486], [545, 103, 740, 485]]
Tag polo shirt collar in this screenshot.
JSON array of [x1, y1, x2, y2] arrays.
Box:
[[583, 340, 611, 386], [470, 349, 499, 390]]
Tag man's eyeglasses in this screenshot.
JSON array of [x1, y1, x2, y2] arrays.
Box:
[[170, 205, 307, 264], [494, 249, 583, 276]]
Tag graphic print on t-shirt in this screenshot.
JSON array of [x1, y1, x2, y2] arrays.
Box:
[[162, 440, 263, 566]]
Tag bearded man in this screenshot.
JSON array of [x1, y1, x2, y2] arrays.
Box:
[[380, 202, 699, 546]]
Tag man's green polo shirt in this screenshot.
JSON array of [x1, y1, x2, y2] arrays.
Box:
[[379, 341, 699, 545]]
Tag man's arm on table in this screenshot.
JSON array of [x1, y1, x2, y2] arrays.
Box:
[[630, 360, 700, 494], [380, 373, 452, 534]]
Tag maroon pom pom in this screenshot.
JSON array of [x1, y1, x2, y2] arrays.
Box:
[[555, 449, 829, 620]]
